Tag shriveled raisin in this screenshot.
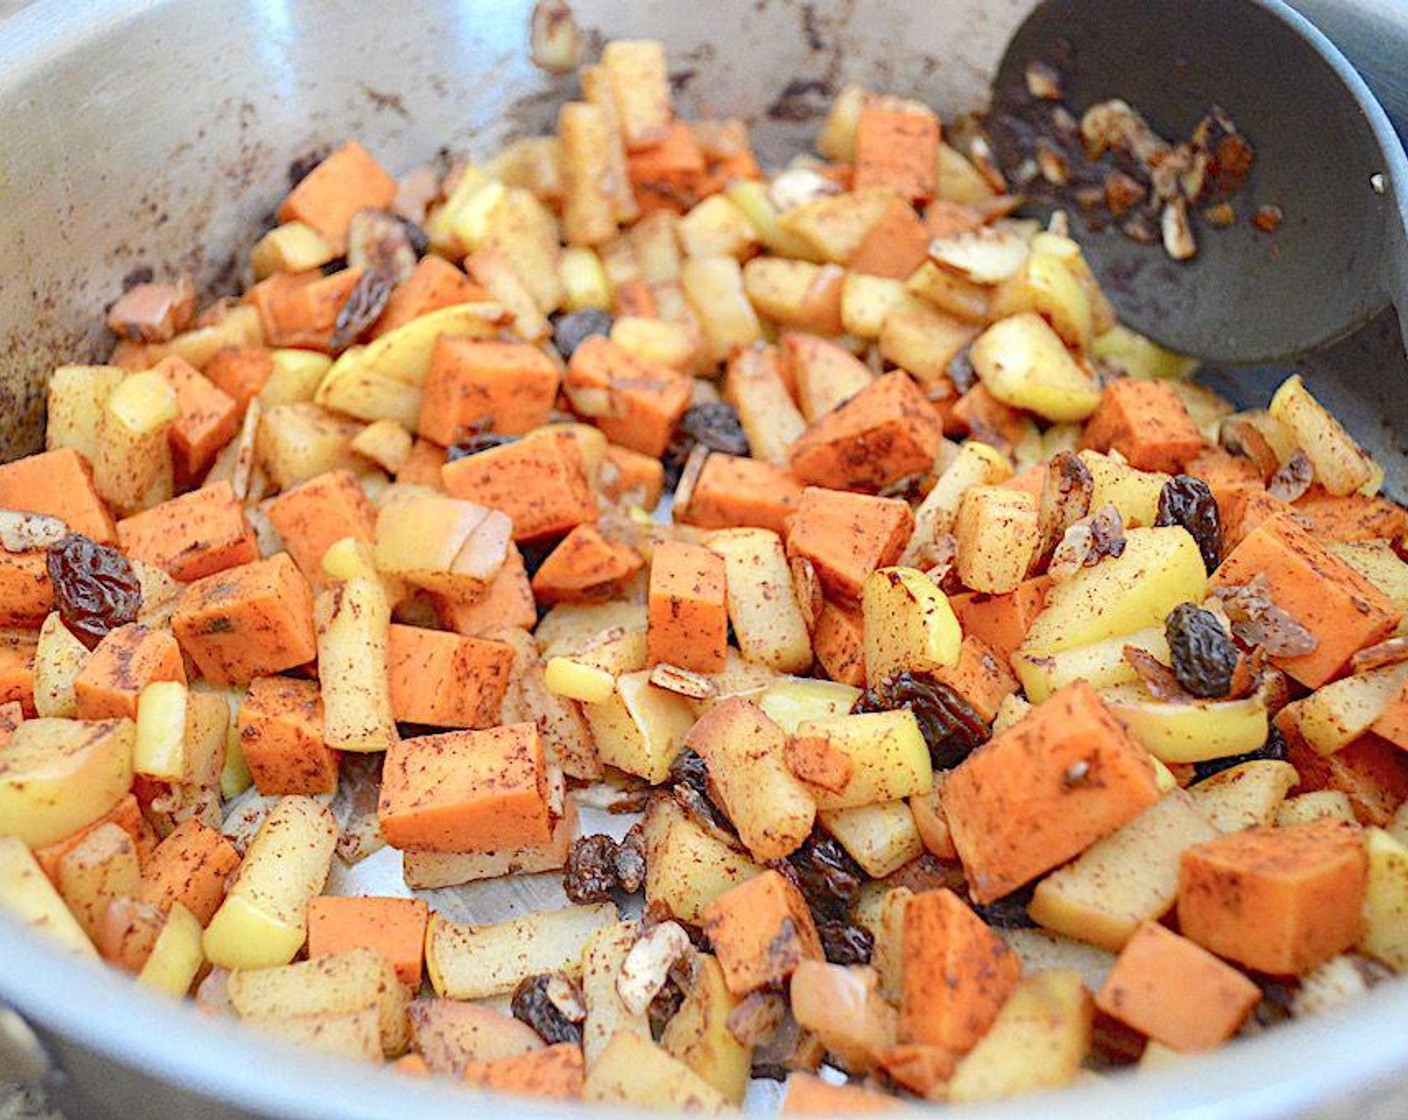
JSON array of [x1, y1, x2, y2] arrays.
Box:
[[1155, 475, 1222, 573], [668, 749, 710, 800], [817, 920, 874, 965], [511, 974, 583, 1045], [853, 670, 990, 770], [551, 307, 613, 359], [1192, 726, 1287, 783], [1165, 602, 1238, 698], [786, 836, 865, 919], [662, 402, 751, 488], [46, 533, 142, 650], [615, 822, 647, 893], [328, 265, 395, 351], [446, 431, 519, 461], [562, 834, 622, 903], [968, 883, 1037, 929]]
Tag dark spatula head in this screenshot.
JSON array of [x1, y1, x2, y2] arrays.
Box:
[[989, 0, 1396, 364]]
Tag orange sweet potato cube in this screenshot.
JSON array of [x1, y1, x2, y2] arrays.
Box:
[[151, 355, 241, 480], [1287, 732, 1408, 826], [203, 345, 275, 411], [1081, 378, 1204, 474], [1296, 489, 1408, 543], [781, 1072, 899, 1114], [74, 624, 186, 720], [374, 255, 488, 337], [789, 371, 945, 492], [434, 543, 537, 636], [34, 793, 158, 883], [139, 818, 242, 926], [1218, 487, 1289, 555], [1210, 513, 1400, 687], [256, 269, 365, 353], [398, 438, 448, 489], [0, 447, 117, 544], [949, 383, 1030, 452], [932, 635, 1019, 723], [1177, 819, 1368, 975], [854, 103, 940, 203], [900, 887, 1021, 1051], [386, 624, 513, 728], [846, 196, 931, 279], [0, 551, 52, 629], [702, 869, 823, 995], [420, 338, 561, 445], [237, 674, 339, 795], [813, 600, 865, 686], [171, 552, 318, 685], [462, 1044, 585, 1101], [567, 336, 693, 459], [785, 487, 914, 603], [276, 141, 398, 255], [941, 680, 1161, 902], [611, 279, 657, 319], [116, 481, 258, 583], [1095, 921, 1260, 1052], [263, 469, 377, 586], [441, 433, 599, 542], [679, 454, 804, 536], [0, 638, 36, 716], [307, 895, 431, 988], [647, 540, 727, 673], [377, 722, 553, 852], [1373, 677, 1408, 753], [949, 576, 1052, 663], [601, 445, 666, 509], [531, 524, 644, 606], [628, 122, 707, 214]]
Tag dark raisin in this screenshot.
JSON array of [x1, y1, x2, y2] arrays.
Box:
[[1192, 726, 1288, 783], [817, 920, 874, 965], [1165, 603, 1238, 698], [551, 308, 613, 359], [562, 834, 622, 903], [615, 822, 647, 893], [968, 883, 1037, 929], [45, 534, 142, 650], [662, 402, 751, 489], [446, 431, 519, 461], [510, 974, 582, 1045], [668, 748, 710, 800], [1155, 475, 1222, 573], [786, 836, 865, 919], [328, 266, 396, 351], [852, 668, 990, 770]]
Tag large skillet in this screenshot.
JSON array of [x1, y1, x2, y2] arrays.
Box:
[[3, 1, 1408, 1117]]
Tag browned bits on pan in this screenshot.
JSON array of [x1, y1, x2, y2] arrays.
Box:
[[46, 533, 143, 649]]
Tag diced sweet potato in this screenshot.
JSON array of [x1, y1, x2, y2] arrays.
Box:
[[949, 577, 1052, 663], [462, 1044, 585, 1101], [1287, 733, 1408, 827], [398, 438, 448, 488], [847, 196, 930, 279], [932, 635, 1018, 723], [1081, 379, 1204, 474], [647, 540, 728, 673], [0, 552, 52, 629], [678, 454, 803, 536], [1184, 445, 1263, 507], [171, 552, 318, 685], [788, 371, 944, 493], [1095, 921, 1260, 1052], [442, 433, 599, 542], [702, 869, 823, 995], [150, 356, 242, 482], [813, 600, 866, 687], [106, 278, 195, 343], [780, 1072, 898, 1114], [138, 818, 241, 926], [1295, 489, 1408, 543], [853, 102, 939, 203], [1177, 819, 1368, 974], [531, 524, 644, 606], [1218, 488, 1291, 555], [567, 336, 693, 459], [203, 345, 275, 411], [261, 269, 367, 353], [0, 447, 117, 544], [386, 624, 513, 728], [33, 793, 157, 883], [116, 481, 258, 582], [374, 255, 488, 337], [74, 624, 185, 720], [308, 895, 430, 988], [900, 887, 1020, 1051], [601, 444, 665, 509], [277, 142, 398, 255], [420, 338, 561, 445], [435, 544, 538, 636], [941, 680, 1161, 902], [237, 674, 339, 795], [263, 469, 377, 586], [628, 122, 707, 214], [0, 641, 36, 716], [1210, 513, 1400, 687], [786, 487, 914, 603], [378, 722, 553, 852], [949, 383, 1034, 454]]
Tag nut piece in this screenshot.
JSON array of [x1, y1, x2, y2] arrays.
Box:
[[648, 663, 717, 701], [529, 0, 582, 74], [0, 510, 68, 553], [616, 921, 692, 1016], [1161, 197, 1197, 261]]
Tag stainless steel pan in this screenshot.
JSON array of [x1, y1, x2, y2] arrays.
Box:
[[4, 1, 1408, 1117]]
